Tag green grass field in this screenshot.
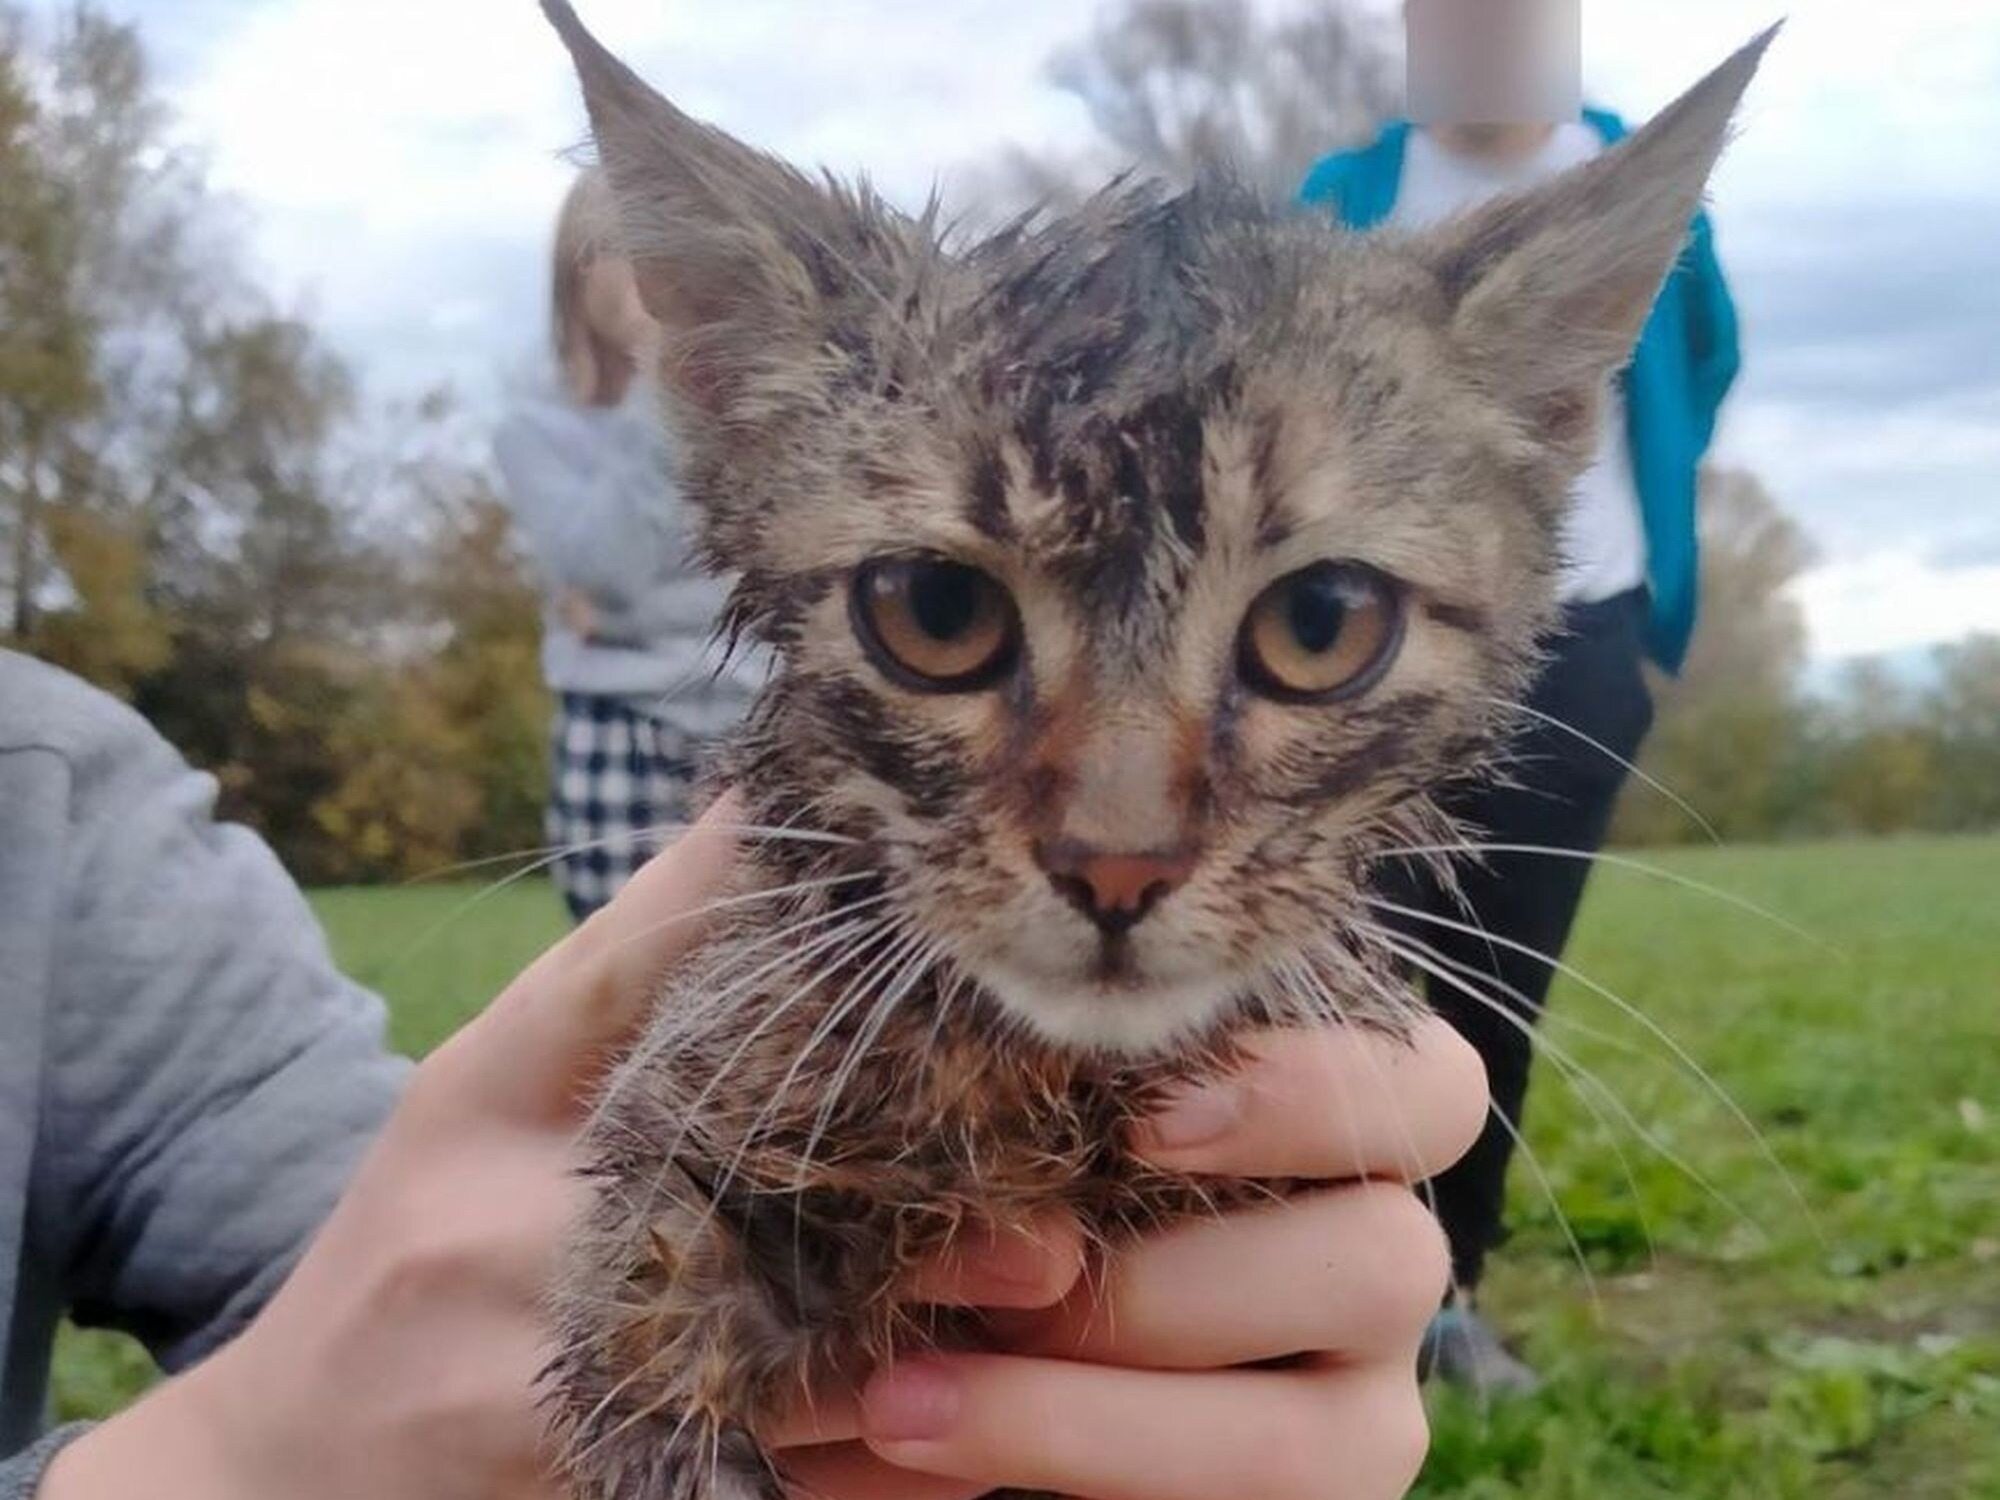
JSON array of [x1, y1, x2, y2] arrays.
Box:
[[52, 838, 2000, 1497]]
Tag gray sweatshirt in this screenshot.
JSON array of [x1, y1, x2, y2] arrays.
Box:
[[0, 652, 410, 1490], [492, 378, 762, 735]]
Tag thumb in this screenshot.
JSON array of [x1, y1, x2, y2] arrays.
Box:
[[441, 792, 742, 1123]]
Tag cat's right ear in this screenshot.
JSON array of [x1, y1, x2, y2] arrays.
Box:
[[541, 1, 851, 422]]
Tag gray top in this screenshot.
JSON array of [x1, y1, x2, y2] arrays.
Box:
[[492, 377, 763, 734], [0, 651, 410, 1485]]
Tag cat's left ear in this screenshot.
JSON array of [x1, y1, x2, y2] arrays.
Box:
[[541, 1, 881, 426], [1421, 26, 1774, 457]]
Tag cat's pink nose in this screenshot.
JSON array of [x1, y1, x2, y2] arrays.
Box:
[[1036, 840, 1196, 936]]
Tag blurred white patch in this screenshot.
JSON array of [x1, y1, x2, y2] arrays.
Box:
[[1406, 0, 1579, 125], [1791, 553, 2000, 660]]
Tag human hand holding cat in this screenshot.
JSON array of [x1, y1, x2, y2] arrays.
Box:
[[771, 1020, 1485, 1500], [37, 798, 747, 1500], [40, 806, 1479, 1500]]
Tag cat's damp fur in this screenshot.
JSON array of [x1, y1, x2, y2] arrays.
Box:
[[536, 5, 1771, 1496]]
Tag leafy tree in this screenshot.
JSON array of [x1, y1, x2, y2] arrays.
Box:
[[1813, 660, 1941, 836], [1923, 635, 2000, 830], [1614, 468, 1816, 844], [310, 405, 550, 883], [0, 7, 98, 638], [413, 485, 550, 868], [1, 4, 549, 884], [29, 504, 169, 692]]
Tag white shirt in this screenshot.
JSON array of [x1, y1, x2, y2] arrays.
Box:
[[1388, 123, 1649, 604]]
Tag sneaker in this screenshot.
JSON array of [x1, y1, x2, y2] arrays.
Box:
[[1419, 1307, 1542, 1397]]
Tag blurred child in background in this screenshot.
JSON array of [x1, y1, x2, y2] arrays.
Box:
[[495, 170, 758, 921]]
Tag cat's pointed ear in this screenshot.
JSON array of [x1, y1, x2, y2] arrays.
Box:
[[541, 0, 851, 420], [1421, 25, 1775, 455]]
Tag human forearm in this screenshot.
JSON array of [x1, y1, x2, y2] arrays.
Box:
[[35, 1369, 250, 1500], [53, 711, 408, 1369]]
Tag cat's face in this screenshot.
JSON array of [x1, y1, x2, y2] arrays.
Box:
[[546, 2, 1765, 1055], [713, 227, 1556, 1053]]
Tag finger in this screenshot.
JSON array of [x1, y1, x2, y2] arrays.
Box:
[[860, 1356, 1429, 1500], [563, 787, 746, 1008], [768, 1390, 864, 1449], [996, 1183, 1450, 1369], [765, 1212, 1086, 1450], [1131, 1014, 1488, 1181], [899, 1213, 1086, 1311], [779, 1442, 985, 1500], [442, 792, 742, 1120]]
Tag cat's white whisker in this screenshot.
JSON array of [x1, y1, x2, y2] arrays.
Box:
[[1358, 925, 1668, 1270], [561, 915, 918, 1459], [1365, 863, 1695, 1263], [357, 823, 872, 1005], [1365, 894, 1823, 1246], [743, 922, 932, 1203], [800, 932, 945, 1177], [777, 925, 933, 1293], [1365, 918, 1766, 1253], [1485, 696, 1722, 846], [401, 820, 868, 887], [764, 926, 943, 1297], [605, 893, 896, 1102], [1374, 840, 1836, 954], [1336, 936, 1607, 1324], [694, 918, 927, 1244], [675, 921, 905, 1153], [624, 908, 898, 1160], [588, 870, 879, 971], [1279, 952, 1488, 1371]]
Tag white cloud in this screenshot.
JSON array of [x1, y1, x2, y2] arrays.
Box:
[[1718, 388, 1996, 556], [180, 1, 1101, 225], [165, 0, 1101, 397], [1793, 553, 2000, 661]]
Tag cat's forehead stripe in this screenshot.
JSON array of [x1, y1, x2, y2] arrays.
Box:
[[963, 443, 1015, 543], [1247, 408, 1292, 548]]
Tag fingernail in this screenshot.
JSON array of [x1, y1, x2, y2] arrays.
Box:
[[862, 1360, 961, 1442], [958, 1228, 1050, 1293], [1141, 1080, 1244, 1151]]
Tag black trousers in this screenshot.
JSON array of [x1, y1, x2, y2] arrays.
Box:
[[1377, 588, 1655, 1290]]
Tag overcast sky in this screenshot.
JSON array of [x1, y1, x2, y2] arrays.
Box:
[[49, 0, 2000, 662]]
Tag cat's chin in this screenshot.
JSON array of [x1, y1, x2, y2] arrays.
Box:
[[976, 964, 1243, 1058]]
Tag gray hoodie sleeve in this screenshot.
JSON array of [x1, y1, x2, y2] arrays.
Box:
[[0, 654, 409, 1469], [0, 1425, 89, 1497], [490, 387, 763, 716], [46, 675, 409, 1367], [492, 394, 685, 618]]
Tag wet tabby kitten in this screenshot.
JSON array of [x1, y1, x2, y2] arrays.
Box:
[[537, 5, 1768, 1496]]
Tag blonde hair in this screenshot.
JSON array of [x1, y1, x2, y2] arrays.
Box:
[[551, 169, 631, 407]]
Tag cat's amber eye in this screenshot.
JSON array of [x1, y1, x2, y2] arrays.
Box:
[[850, 556, 1020, 692], [1238, 562, 1404, 703]]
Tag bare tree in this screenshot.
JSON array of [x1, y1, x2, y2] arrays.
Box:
[[969, 0, 1397, 215]]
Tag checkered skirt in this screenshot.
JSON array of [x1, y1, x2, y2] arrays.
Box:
[[547, 693, 709, 921]]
